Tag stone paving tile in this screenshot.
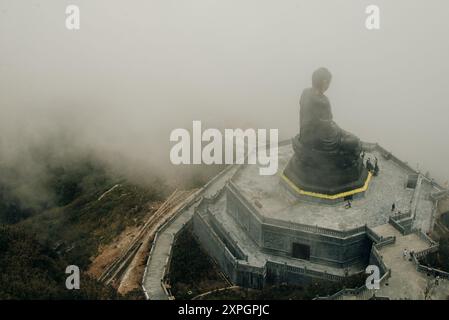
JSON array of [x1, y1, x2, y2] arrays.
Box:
[[343, 224, 449, 300], [231, 145, 432, 231]]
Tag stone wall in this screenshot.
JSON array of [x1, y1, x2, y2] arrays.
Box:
[[193, 209, 239, 283], [226, 184, 371, 268], [193, 208, 268, 288], [192, 204, 353, 289]]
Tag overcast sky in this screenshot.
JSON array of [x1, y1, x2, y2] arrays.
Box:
[[1, 0, 448, 184]]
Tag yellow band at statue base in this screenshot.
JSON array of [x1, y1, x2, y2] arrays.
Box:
[[281, 171, 373, 200]]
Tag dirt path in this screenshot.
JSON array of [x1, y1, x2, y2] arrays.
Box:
[[117, 189, 199, 295], [88, 202, 161, 279]]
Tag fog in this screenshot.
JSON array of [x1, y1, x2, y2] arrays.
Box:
[[1, 0, 449, 193]]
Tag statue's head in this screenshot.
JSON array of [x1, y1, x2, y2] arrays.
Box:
[[312, 67, 332, 93]]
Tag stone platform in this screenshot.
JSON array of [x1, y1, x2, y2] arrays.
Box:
[[192, 141, 441, 289]]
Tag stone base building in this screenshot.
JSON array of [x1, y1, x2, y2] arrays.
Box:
[[192, 141, 443, 288]]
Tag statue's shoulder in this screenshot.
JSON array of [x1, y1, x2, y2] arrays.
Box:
[[301, 88, 328, 106], [300, 87, 313, 105], [301, 87, 314, 97]]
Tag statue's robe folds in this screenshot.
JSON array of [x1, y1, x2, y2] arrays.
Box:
[[299, 88, 359, 153], [283, 88, 368, 195]]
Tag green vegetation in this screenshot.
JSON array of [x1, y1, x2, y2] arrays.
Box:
[[0, 189, 34, 224], [168, 228, 366, 300], [202, 275, 366, 300], [0, 138, 226, 299], [5, 154, 168, 269], [169, 227, 228, 299], [0, 225, 118, 299], [0, 148, 170, 299], [20, 181, 166, 269]]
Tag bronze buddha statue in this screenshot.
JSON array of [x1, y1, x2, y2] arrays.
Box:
[[284, 68, 368, 195]]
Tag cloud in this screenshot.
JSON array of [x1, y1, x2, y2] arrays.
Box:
[[1, 0, 448, 198]]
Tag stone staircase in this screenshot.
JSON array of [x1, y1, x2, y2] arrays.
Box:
[[389, 211, 414, 235], [339, 224, 449, 300]]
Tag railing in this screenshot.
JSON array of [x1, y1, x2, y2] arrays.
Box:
[[374, 236, 396, 249], [390, 211, 412, 222], [195, 208, 244, 284], [379, 268, 391, 285], [413, 246, 439, 260], [430, 189, 449, 201], [371, 246, 389, 277], [366, 226, 382, 243], [315, 253, 392, 301], [411, 251, 449, 280], [408, 230, 438, 262], [160, 220, 192, 299], [196, 209, 240, 263], [416, 264, 449, 280], [388, 216, 407, 235], [374, 144, 417, 175], [409, 230, 444, 280], [266, 260, 346, 282], [314, 284, 372, 300], [228, 182, 367, 239], [238, 262, 266, 276], [414, 230, 437, 247], [410, 174, 423, 220], [315, 269, 391, 301], [207, 209, 248, 261], [366, 226, 396, 248], [142, 164, 240, 299]]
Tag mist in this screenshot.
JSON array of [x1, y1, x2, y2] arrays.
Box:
[[1, 0, 449, 200]]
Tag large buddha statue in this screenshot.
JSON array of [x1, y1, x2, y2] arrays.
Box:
[[283, 68, 369, 196]]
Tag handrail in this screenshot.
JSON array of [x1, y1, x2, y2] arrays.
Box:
[[265, 260, 346, 282], [207, 209, 248, 261], [142, 164, 239, 299], [414, 230, 437, 247], [390, 211, 412, 222], [366, 226, 382, 242], [371, 246, 388, 276], [314, 262, 392, 300], [411, 250, 449, 279], [374, 236, 396, 249], [388, 216, 407, 235], [228, 181, 367, 239]]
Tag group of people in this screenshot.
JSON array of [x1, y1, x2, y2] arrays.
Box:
[[342, 152, 380, 210], [403, 248, 412, 261], [361, 151, 380, 176]]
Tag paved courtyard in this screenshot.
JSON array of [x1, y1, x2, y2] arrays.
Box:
[[143, 142, 448, 300], [341, 224, 449, 300]]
